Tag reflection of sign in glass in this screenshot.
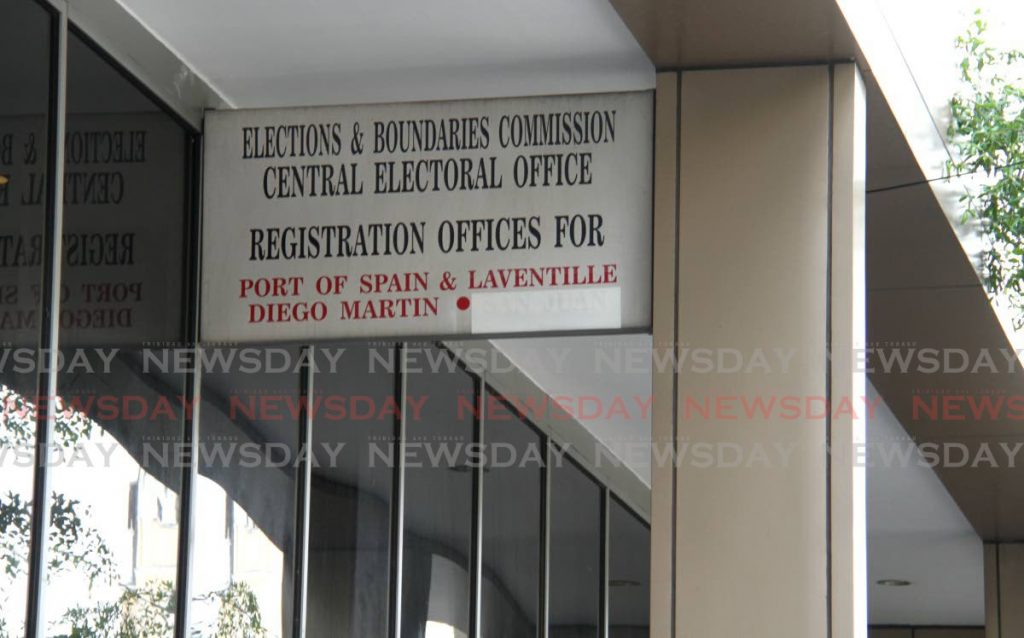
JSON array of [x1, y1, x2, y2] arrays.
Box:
[[202, 92, 653, 342], [0, 114, 46, 349], [0, 113, 185, 346]]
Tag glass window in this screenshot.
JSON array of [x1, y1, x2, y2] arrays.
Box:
[[549, 455, 602, 638], [0, 5, 657, 634], [0, 1, 52, 635], [42, 29, 191, 638], [305, 342, 396, 637], [401, 344, 475, 638], [188, 345, 303, 638], [480, 390, 543, 638], [608, 498, 650, 638]]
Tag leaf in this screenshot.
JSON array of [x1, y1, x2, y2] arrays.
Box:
[[949, 9, 1024, 325]]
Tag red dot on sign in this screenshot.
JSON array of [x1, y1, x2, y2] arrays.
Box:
[[456, 296, 470, 311]]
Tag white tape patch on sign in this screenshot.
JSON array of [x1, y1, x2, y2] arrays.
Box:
[[470, 288, 621, 334]]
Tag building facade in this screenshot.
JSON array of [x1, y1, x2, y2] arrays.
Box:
[[1, 0, 1015, 637]]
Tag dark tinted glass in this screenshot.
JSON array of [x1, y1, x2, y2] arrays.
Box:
[[608, 498, 650, 638], [549, 455, 602, 638], [400, 344, 475, 638], [0, 2, 51, 634], [43, 29, 191, 637], [480, 390, 543, 638], [305, 342, 396, 637], [188, 345, 303, 638]]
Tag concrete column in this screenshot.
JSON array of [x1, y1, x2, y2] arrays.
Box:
[[649, 64, 866, 638], [650, 69, 680, 638]]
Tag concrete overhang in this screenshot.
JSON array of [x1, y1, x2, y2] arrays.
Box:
[[841, 2, 1024, 544], [608, 0, 858, 68]]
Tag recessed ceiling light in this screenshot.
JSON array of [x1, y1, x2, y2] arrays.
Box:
[[876, 579, 912, 587], [0, 175, 9, 186]]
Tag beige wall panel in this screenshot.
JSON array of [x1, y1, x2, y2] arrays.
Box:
[[995, 544, 1024, 636], [675, 66, 830, 637]]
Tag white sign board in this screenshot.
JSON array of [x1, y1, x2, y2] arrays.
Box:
[[201, 92, 652, 342]]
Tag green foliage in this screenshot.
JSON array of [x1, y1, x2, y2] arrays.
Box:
[[57, 580, 175, 638], [1, 387, 115, 589], [948, 10, 1024, 326], [0, 492, 31, 579], [47, 493, 117, 585], [0, 385, 269, 637], [51, 579, 270, 638], [0, 491, 115, 584], [199, 582, 269, 638]]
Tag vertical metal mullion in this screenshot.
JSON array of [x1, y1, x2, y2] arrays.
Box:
[[24, 5, 67, 636], [173, 350, 202, 637], [539, 438, 551, 638], [600, 488, 610, 638], [469, 378, 485, 638], [292, 345, 314, 638], [387, 342, 408, 638], [173, 125, 204, 638]]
